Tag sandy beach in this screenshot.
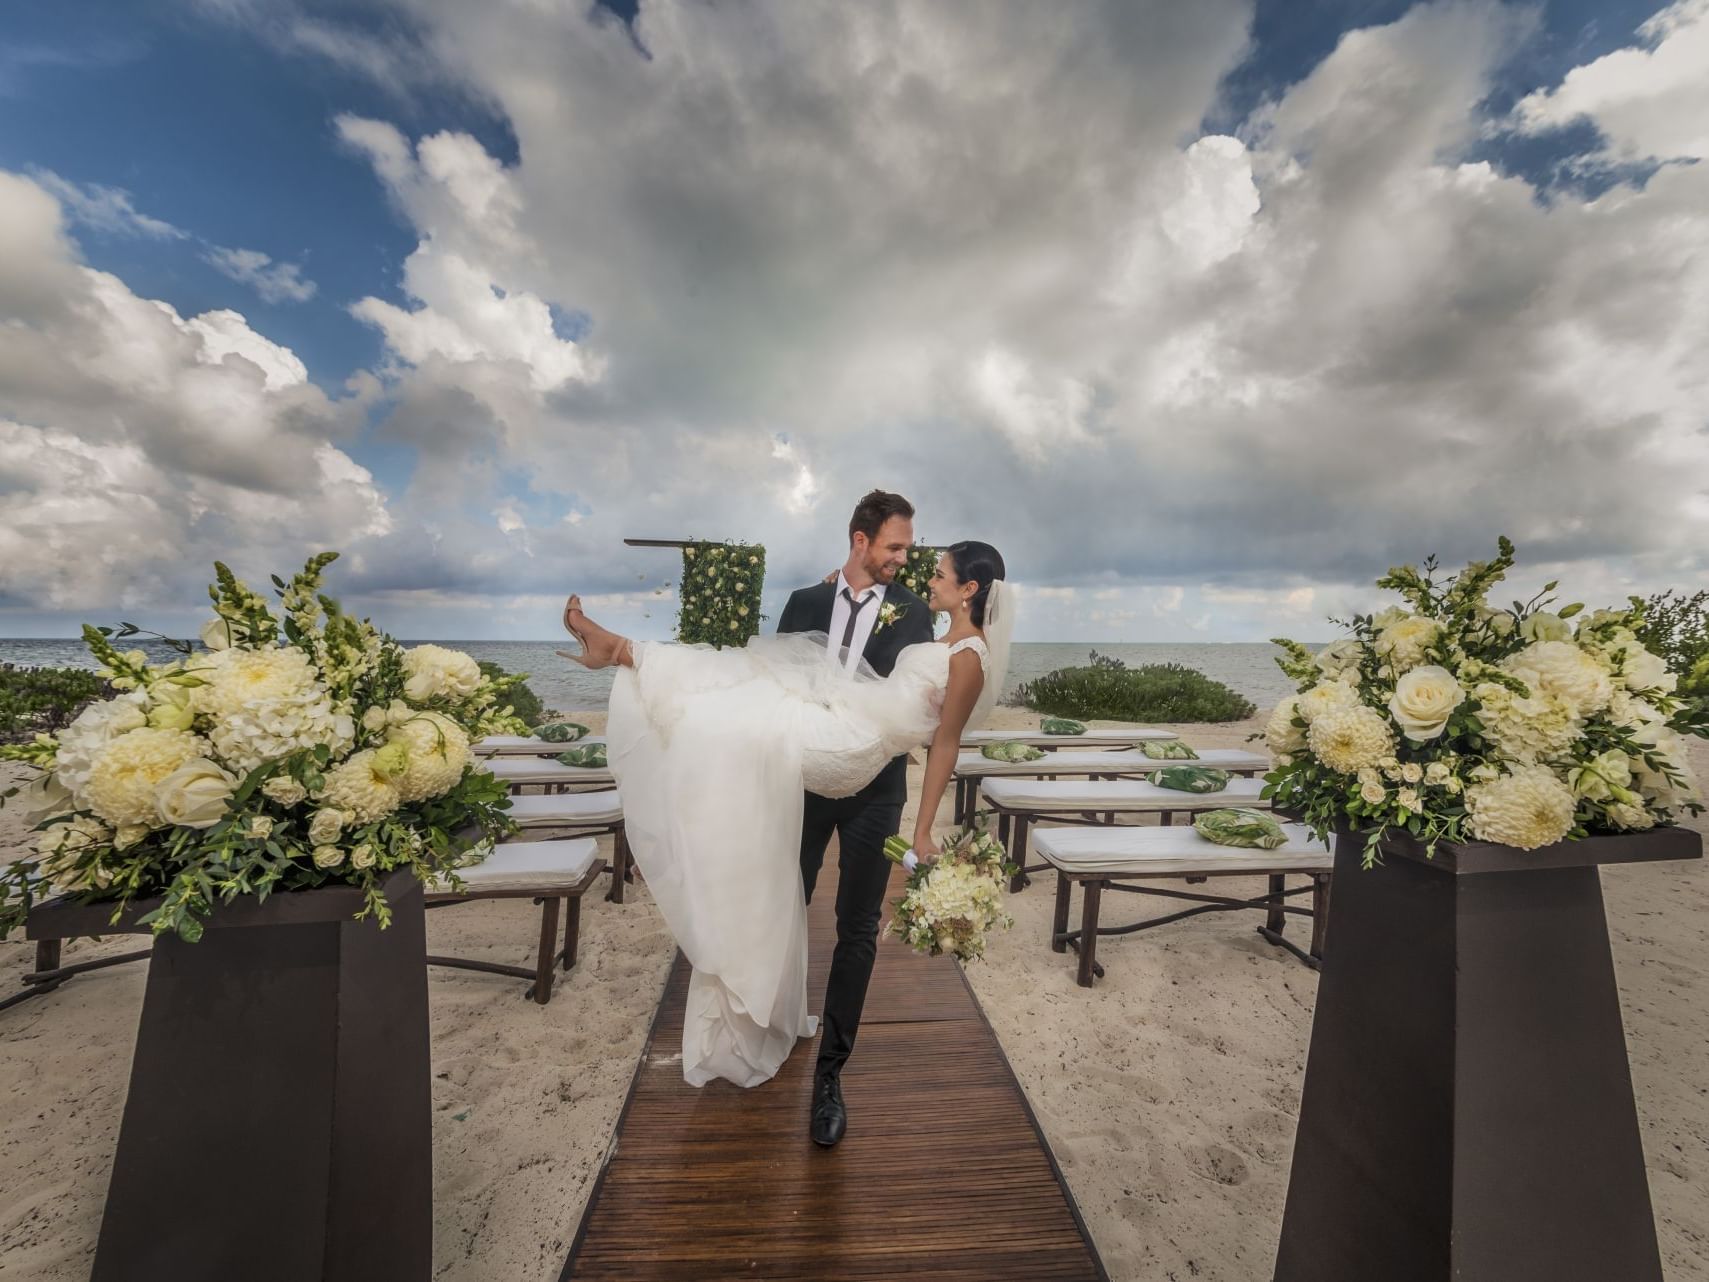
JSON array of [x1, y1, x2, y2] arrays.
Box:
[[2, 709, 1706, 1281]]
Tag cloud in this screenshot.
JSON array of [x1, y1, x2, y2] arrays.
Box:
[[1512, 0, 1709, 162], [0, 170, 389, 614], [27, 170, 187, 240], [204, 245, 319, 303], [15, 0, 1709, 640]]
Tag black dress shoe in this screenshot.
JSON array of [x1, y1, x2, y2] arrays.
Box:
[[810, 1071, 846, 1147]]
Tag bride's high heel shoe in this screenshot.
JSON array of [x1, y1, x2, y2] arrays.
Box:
[[559, 596, 631, 670]]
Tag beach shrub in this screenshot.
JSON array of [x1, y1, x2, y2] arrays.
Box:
[[0, 666, 108, 741], [679, 541, 765, 647], [1016, 654, 1256, 723], [476, 661, 547, 728]]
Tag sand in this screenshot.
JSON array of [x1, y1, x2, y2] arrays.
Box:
[[2, 708, 1706, 1281]]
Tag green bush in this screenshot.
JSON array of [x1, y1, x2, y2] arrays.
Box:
[[1633, 589, 1709, 691], [0, 665, 109, 741], [476, 661, 547, 728], [1015, 653, 1255, 723]]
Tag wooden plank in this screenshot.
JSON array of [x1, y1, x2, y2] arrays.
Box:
[[564, 855, 1106, 1281]]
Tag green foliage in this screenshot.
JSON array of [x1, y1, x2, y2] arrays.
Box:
[[1148, 766, 1230, 793], [1631, 589, 1709, 688], [1140, 739, 1198, 760], [678, 541, 766, 647], [0, 666, 108, 741], [555, 743, 609, 769], [477, 661, 546, 728], [1016, 655, 1256, 723], [534, 721, 589, 743], [1194, 807, 1288, 850], [1040, 717, 1086, 736], [893, 544, 941, 602], [979, 740, 1046, 763]]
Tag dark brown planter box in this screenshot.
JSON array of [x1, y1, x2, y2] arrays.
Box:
[[29, 870, 432, 1282], [1273, 824, 1701, 1282]]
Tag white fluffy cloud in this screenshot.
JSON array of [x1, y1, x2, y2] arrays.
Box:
[[1513, 0, 1709, 162], [204, 245, 319, 303], [0, 170, 390, 614]]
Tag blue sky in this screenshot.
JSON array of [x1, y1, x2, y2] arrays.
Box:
[[2, 0, 1706, 641]]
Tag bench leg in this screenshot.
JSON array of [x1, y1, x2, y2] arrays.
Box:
[[1310, 873, 1331, 961], [562, 893, 584, 972], [1052, 873, 1072, 953], [997, 811, 1011, 855], [1265, 873, 1287, 935], [532, 896, 561, 1005], [1009, 815, 1031, 894], [1076, 880, 1103, 987], [607, 827, 630, 904]]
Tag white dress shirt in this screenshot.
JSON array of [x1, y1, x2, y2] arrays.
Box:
[[827, 573, 887, 673]]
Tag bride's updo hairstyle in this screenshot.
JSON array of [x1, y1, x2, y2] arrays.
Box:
[[946, 542, 1006, 627]]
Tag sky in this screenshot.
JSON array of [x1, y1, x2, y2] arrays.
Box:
[[1, 0, 1706, 643]]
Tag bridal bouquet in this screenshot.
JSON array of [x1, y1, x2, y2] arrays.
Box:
[[881, 826, 1016, 961], [0, 554, 523, 941], [1263, 538, 1703, 865]]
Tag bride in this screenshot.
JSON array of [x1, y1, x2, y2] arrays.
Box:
[[558, 541, 1011, 1088]]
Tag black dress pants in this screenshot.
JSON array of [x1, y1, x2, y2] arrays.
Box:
[[799, 788, 902, 1076]]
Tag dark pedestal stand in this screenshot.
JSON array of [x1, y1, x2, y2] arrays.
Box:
[[29, 871, 433, 1282], [1273, 826, 1699, 1282]]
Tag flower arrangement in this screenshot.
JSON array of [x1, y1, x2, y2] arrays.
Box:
[[676, 541, 766, 648], [0, 554, 522, 941], [893, 543, 940, 603], [881, 825, 1016, 961], [1263, 538, 1703, 865]]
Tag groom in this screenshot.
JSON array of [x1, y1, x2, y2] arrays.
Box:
[[776, 488, 935, 1147]]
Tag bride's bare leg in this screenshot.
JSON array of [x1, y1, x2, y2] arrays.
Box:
[[559, 595, 635, 669]]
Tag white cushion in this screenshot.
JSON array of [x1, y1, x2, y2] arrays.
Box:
[[961, 728, 1177, 747], [473, 734, 606, 757], [982, 776, 1270, 811], [480, 757, 614, 786], [954, 747, 1270, 777], [1032, 822, 1331, 876], [432, 837, 601, 893], [507, 790, 623, 827]]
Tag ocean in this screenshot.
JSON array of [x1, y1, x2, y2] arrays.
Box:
[[0, 638, 1302, 715]]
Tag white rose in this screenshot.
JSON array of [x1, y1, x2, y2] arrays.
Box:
[[1424, 761, 1452, 786], [113, 822, 150, 850], [246, 816, 275, 839], [350, 843, 376, 869], [1388, 665, 1465, 742], [1396, 787, 1422, 813], [260, 776, 308, 808], [362, 706, 390, 733], [1359, 780, 1386, 805], [313, 845, 345, 869], [308, 808, 346, 845], [1400, 762, 1423, 783], [152, 758, 238, 830]]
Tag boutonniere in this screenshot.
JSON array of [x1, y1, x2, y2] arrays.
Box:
[[874, 601, 907, 635]]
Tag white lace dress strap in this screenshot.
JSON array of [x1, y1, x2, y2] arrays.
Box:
[[945, 635, 991, 672]]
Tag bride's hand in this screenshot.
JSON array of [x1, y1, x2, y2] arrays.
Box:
[[912, 829, 941, 859]]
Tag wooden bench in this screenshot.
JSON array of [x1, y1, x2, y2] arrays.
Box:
[[425, 837, 606, 1005], [480, 755, 615, 792], [473, 734, 607, 758], [507, 791, 633, 903], [980, 776, 1275, 892], [1031, 822, 1332, 985], [950, 746, 1271, 824]]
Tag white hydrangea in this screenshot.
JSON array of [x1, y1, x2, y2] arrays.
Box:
[[1307, 705, 1395, 774], [191, 646, 320, 723], [1314, 639, 1363, 679], [1473, 683, 1581, 766], [84, 728, 208, 827], [1502, 641, 1613, 718], [319, 750, 401, 823], [207, 686, 355, 774], [401, 645, 484, 704], [385, 712, 473, 803], [52, 692, 149, 802], [1465, 766, 1576, 850], [1375, 614, 1442, 672], [1265, 697, 1307, 757]]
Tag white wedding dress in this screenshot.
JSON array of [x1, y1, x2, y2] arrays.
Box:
[[606, 632, 991, 1087]]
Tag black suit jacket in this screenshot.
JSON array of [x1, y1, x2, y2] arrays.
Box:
[[777, 579, 935, 804]]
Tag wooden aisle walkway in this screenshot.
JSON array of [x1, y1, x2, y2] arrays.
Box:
[[562, 857, 1108, 1281]]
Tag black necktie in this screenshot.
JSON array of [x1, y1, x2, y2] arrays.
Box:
[[839, 587, 872, 654]]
